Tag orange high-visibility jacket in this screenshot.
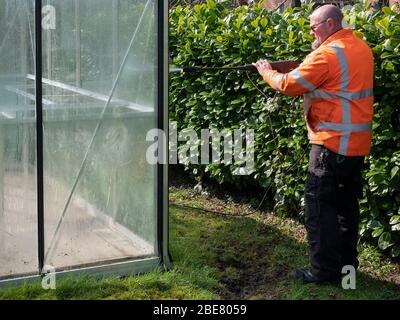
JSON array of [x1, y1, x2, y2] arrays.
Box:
[[262, 29, 374, 156]]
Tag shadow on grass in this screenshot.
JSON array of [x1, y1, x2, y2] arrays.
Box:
[[170, 204, 400, 300], [0, 188, 398, 300]]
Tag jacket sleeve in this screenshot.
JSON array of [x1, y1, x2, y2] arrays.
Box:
[[262, 50, 329, 97]]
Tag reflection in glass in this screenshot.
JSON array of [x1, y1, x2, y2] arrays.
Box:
[[0, 0, 158, 278], [42, 0, 157, 269]]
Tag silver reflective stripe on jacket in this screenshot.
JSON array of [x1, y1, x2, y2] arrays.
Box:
[[288, 68, 316, 92], [309, 88, 373, 100]]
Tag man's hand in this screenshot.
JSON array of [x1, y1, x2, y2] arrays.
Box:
[[253, 59, 272, 76]]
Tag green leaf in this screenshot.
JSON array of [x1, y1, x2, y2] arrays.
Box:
[[300, 44, 310, 52], [193, 4, 201, 15], [368, 220, 384, 229], [251, 17, 259, 29], [391, 166, 399, 180], [391, 245, 400, 258], [382, 7, 393, 16], [260, 18, 268, 28], [184, 42, 192, 54], [363, 24, 375, 32], [391, 223, 400, 231], [236, 13, 244, 30], [186, 100, 197, 107], [381, 52, 395, 59], [372, 226, 384, 238], [207, 0, 216, 10], [288, 31, 294, 45], [382, 61, 395, 71], [378, 232, 393, 250], [389, 215, 400, 225]]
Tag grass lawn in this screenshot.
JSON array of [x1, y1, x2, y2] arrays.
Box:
[[0, 185, 399, 300]]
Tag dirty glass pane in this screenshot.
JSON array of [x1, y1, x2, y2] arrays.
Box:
[[42, 0, 157, 269], [0, 0, 38, 279]]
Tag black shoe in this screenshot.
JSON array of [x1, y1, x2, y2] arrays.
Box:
[[288, 269, 340, 285]]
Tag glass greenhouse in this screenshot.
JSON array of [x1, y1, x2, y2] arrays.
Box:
[[0, 0, 169, 285]]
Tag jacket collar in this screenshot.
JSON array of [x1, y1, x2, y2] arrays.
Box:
[[321, 28, 353, 46]]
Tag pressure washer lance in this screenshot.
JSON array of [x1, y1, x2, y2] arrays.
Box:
[[170, 60, 300, 74]]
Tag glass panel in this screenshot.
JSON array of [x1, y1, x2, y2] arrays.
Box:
[[0, 0, 38, 279], [42, 0, 157, 270]]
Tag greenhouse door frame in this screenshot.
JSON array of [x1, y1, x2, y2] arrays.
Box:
[[0, 0, 170, 287]]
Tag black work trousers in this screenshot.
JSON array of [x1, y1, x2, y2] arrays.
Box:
[[305, 144, 364, 280]]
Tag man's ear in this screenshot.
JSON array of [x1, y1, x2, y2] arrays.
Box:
[[327, 18, 334, 28]]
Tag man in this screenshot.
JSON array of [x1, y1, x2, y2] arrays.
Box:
[[253, 4, 374, 284]]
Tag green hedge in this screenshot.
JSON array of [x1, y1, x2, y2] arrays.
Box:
[[169, 0, 400, 257]]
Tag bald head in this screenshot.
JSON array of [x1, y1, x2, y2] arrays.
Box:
[[311, 5, 343, 29], [310, 4, 343, 49]]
